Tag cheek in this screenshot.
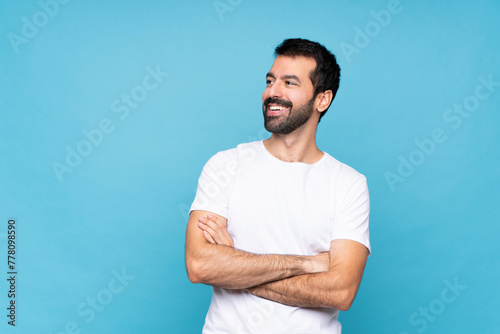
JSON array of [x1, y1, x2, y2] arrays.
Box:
[[262, 89, 269, 103], [294, 92, 314, 106]]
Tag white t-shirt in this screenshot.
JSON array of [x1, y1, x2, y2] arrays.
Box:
[[190, 141, 370, 334]]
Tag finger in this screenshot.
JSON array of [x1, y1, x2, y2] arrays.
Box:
[[203, 220, 232, 247], [203, 230, 216, 244], [199, 223, 223, 244], [198, 218, 233, 246], [207, 214, 227, 228], [197, 222, 207, 233], [198, 222, 218, 236], [200, 215, 218, 228], [198, 222, 216, 236], [202, 219, 222, 233], [206, 214, 220, 226]]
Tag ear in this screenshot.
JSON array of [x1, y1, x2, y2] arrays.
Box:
[[315, 90, 333, 112]]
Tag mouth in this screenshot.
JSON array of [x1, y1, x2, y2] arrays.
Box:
[[264, 97, 293, 117], [266, 103, 290, 116]]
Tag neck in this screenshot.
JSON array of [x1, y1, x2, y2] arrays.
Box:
[[263, 121, 323, 164]]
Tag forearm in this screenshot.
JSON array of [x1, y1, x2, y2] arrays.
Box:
[[246, 270, 354, 310], [186, 211, 328, 290], [191, 212, 368, 310], [187, 243, 318, 289], [246, 239, 368, 311]]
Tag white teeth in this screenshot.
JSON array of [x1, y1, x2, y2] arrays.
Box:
[[269, 105, 286, 111]]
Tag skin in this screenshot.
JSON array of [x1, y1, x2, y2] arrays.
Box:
[[185, 55, 368, 311], [198, 215, 367, 311], [262, 55, 328, 163], [185, 211, 330, 290]]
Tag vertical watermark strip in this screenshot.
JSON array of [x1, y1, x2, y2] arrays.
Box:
[[6, 219, 17, 326]]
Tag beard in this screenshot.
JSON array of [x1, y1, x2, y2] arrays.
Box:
[[263, 96, 315, 134]]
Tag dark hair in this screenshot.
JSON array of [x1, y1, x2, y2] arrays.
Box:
[[274, 38, 341, 122]]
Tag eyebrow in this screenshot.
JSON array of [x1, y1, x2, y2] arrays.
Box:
[[266, 72, 302, 84], [266, 72, 275, 79]]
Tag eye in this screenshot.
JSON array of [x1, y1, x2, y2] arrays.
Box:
[[285, 81, 296, 86], [266, 79, 274, 85]]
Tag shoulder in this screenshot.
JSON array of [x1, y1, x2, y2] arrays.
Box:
[[204, 141, 263, 169], [209, 141, 263, 162], [321, 153, 369, 202], [322, 152, 366, 184]]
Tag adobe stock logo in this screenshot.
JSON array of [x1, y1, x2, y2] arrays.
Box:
[[385, 74, 499, 192], [52, 65, 169, 182], [398, 277, 466, 334], [339, 0, 410, 63], [237, 299, 275, 334], [213, 0, 243, 21], [48, 268, 134, 334], [7, 0, 71, 54]]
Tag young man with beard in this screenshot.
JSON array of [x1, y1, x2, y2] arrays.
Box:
[[185, 38, 371, 333]]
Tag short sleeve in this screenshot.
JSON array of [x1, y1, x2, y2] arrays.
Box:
[[189, 151, 236, 219], [331, 176, 371, 255]]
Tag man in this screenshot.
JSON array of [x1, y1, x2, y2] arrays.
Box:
[[185, 38, 370, 333]]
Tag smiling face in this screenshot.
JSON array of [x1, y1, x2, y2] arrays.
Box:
[[262, 55, 318, 134]]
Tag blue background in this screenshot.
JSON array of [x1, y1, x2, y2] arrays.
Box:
[[1, 0, 499, 333]]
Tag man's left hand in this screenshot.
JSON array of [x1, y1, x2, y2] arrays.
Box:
[[198, 214, 234, 248]]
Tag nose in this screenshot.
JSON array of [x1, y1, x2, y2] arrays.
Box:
[[267, 82, 282, 98]]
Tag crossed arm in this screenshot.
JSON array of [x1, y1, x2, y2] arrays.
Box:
[[185, 210, 368, 311]]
